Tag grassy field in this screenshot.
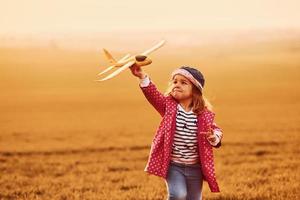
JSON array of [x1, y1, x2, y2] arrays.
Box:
[[0, 38, 299, 199]]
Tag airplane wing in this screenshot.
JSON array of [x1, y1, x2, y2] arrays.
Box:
[[117, 54, 131, 63], [98, 65, 115, 76], [98, 53, 131, 76], [96, 60, 135, 81], [141, 40, 165, 56]]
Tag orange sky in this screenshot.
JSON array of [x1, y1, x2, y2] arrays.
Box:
[[1, 0, 300, 35]]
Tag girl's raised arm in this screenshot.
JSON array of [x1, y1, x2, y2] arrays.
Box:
[[130, 64, 167, 117]]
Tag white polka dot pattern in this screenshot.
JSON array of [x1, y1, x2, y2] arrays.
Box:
[[141, 82, 221, 192]]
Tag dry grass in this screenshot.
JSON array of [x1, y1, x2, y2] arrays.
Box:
[[0, 38, 299, 199]]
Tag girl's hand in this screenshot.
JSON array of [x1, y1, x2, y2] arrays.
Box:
[[129, 56, 152, 79], [129, 64, 146, 79], [206, 128, 217, 143]]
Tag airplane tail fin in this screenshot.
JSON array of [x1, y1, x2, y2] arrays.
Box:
[[103, 48, 116, 64]]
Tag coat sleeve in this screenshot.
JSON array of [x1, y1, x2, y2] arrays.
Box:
[[211, 122, 223, 148], [140, 81, 167, 117]]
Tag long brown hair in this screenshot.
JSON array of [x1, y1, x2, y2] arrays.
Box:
[[165, 81, 212, 115], [191, 85, 213, 114]]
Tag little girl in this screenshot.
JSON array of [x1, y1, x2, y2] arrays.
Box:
[[130, 61, 223, 200]]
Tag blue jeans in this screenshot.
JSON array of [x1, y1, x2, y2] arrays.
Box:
[[166, 161, 203, 200]]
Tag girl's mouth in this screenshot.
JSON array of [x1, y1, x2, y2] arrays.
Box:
[[173, 87, 182, 92], [173, 89, 182, 93]]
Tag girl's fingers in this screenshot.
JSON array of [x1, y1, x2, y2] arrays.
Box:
[[207, 135, 216, 142], [206, 128, 214, 136], [129, 65, 143, 78], [206, 127, 217, 143], [129, 65, 139, 75]]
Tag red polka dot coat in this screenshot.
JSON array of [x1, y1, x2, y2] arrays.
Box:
[[141, 82, 222, 192]]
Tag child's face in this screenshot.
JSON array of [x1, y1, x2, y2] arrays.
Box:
[[170, 74, 193, 101]]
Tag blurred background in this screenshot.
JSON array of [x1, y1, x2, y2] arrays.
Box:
[[0, 0, 299, 199]]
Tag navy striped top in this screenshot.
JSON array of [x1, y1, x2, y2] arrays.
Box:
[[171, 104, 199, 164]]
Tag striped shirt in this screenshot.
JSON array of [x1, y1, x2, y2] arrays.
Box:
[[171, 104, 199, 164]]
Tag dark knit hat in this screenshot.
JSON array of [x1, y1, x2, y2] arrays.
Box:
[[171, 66, 205, 90]]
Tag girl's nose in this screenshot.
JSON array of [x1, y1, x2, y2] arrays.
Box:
[[174, 84, 181, 89], [175, 83, 182, 87]]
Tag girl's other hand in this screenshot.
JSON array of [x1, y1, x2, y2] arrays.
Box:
[[206, 128, 217, 143]]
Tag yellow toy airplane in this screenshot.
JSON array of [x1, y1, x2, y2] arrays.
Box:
[[96, 40, 166, 81]]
